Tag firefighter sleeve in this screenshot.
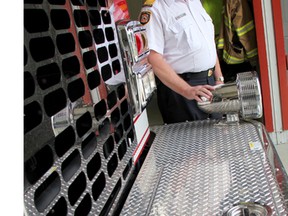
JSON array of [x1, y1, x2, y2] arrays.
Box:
[[232, 0, 258, 66]]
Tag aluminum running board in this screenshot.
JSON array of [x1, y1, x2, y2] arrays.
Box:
[[120, 120, 288, 216]]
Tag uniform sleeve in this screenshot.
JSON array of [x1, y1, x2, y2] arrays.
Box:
[[232, 0, 258, 64], [139, 7, 165, 55]]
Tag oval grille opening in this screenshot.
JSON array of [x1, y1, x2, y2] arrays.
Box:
[[29, 36, 55, 62], [24, 101, 43, 133], [43, 88, 67, 117]]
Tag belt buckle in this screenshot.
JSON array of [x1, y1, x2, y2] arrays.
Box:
[[208, 69, 213, 77]]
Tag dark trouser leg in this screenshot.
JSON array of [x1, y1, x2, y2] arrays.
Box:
[[220, 61, 253, 83]]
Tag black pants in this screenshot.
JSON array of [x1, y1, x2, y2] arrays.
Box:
[[156, 74, 222, 124], [220, 61, 253, 83]]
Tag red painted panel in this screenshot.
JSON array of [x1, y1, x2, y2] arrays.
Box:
[[271, 0, 288, 130], [252, 0, 274, 132], [108, 0, 130, 22]]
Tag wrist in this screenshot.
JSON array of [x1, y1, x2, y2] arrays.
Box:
[[181, 85, 192, 99], [215, 76, 224, 82]]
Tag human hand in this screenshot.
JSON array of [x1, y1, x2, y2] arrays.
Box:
[[215, 80, 224, 85], [184, 85, 215, 102]]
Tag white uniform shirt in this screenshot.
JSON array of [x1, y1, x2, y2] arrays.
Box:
[[141, 0, 217, 74]]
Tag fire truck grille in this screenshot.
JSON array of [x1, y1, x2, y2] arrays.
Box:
[[24, 0, 136, 215]]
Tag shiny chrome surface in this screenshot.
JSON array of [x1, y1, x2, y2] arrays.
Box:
[[223, 202, 272, 216], [237, 72, 262, 119], [116, 20, 150, 65], [116, 20, 156, 115], [120, 120, 288, 216], [24, 1, 138, 215], [198, 72, 262, 120]]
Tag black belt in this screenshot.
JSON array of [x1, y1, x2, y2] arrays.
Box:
[[179, 67, 215, 80]]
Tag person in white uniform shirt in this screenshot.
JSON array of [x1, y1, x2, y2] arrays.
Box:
[[139, 0, 224, 124]]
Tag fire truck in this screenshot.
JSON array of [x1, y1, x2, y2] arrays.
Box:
[[23, 0, 288, 215]]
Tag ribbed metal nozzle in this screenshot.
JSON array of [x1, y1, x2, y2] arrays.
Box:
[[198, 71, 262, 120]]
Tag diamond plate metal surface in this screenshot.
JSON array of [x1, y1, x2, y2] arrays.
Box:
[[120, 120, 288, 216]]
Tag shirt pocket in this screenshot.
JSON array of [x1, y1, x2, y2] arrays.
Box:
[[200, 11, 215, 39], [168, 17, 202, 52]]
